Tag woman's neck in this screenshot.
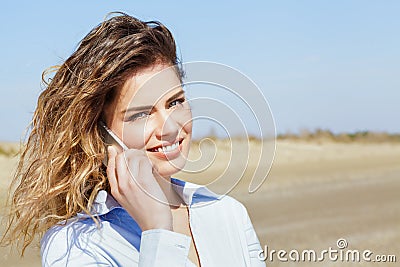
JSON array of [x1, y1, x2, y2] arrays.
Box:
[[154, 174, 185, 210]]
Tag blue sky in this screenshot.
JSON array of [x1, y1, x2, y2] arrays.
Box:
[[1, 1, 399, 141]]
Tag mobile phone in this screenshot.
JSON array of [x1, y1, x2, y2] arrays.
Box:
[[98, 121, 129, 166]]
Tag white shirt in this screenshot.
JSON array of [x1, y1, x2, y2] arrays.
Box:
[[41, 178, 266, 266]]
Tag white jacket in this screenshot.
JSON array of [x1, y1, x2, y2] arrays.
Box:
[[41, 178, 266, 266]]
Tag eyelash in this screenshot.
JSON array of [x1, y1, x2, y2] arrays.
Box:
[[169, 97, 186, 108], [127, 97, 186, 122], [127, 112, 149, 122]]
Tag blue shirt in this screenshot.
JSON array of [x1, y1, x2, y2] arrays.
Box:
[[41, 178, 266, 266]]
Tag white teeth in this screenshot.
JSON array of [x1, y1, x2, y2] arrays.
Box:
[[156, 141, 180, 153]]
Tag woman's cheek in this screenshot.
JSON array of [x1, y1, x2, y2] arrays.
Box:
[[122, 124, 148, 150], [183, 120, 193, 139]]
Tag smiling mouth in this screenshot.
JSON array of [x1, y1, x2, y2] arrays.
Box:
[[147, 140, 183, 153]]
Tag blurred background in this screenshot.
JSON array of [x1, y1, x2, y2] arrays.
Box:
[[1, 1, 399, 266]]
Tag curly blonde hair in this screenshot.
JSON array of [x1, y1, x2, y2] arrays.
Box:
[[1, 12, 181, 255]]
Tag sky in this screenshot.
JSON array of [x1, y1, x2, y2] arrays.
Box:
[[1, 0, 399, 141]]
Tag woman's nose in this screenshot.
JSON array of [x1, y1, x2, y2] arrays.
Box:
[[154, 110, 179, 142]]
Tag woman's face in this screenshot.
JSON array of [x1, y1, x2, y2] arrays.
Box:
[[103, 63, 192, 178]]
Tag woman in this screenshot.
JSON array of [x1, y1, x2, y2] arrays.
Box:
[[3, 13, 265, 266]]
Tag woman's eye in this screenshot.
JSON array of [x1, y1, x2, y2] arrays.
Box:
[[127, 112, 149, 121], [169, 97, 185, 108]]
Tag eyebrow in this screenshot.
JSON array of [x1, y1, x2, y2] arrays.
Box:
[[121, 90, 185, 114]]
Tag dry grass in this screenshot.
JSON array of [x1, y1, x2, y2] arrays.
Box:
[[0, 142, 19, 157], [277, 129, 400, 143]]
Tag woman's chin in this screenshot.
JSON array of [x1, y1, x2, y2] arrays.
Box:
[[148, 142, 190, 178], [153, 157, 188, 178]]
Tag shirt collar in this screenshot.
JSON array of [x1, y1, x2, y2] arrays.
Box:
[[78, 177, 221, 218]]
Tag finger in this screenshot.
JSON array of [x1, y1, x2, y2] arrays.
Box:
[[137, 158, 170, 204], [124, 149, 146, 184], [115, 150, 141, 192], [137, 158, 154, 187], [107, 146, 119, 196], [152, 164, 160, 177]]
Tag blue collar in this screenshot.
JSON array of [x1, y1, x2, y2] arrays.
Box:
[[78, 177, 221, 218]]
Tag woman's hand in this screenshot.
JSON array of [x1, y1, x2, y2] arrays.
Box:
[[106, 146, 173, 231]]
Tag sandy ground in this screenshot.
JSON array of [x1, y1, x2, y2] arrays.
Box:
[[0, 140, 399, 266]]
